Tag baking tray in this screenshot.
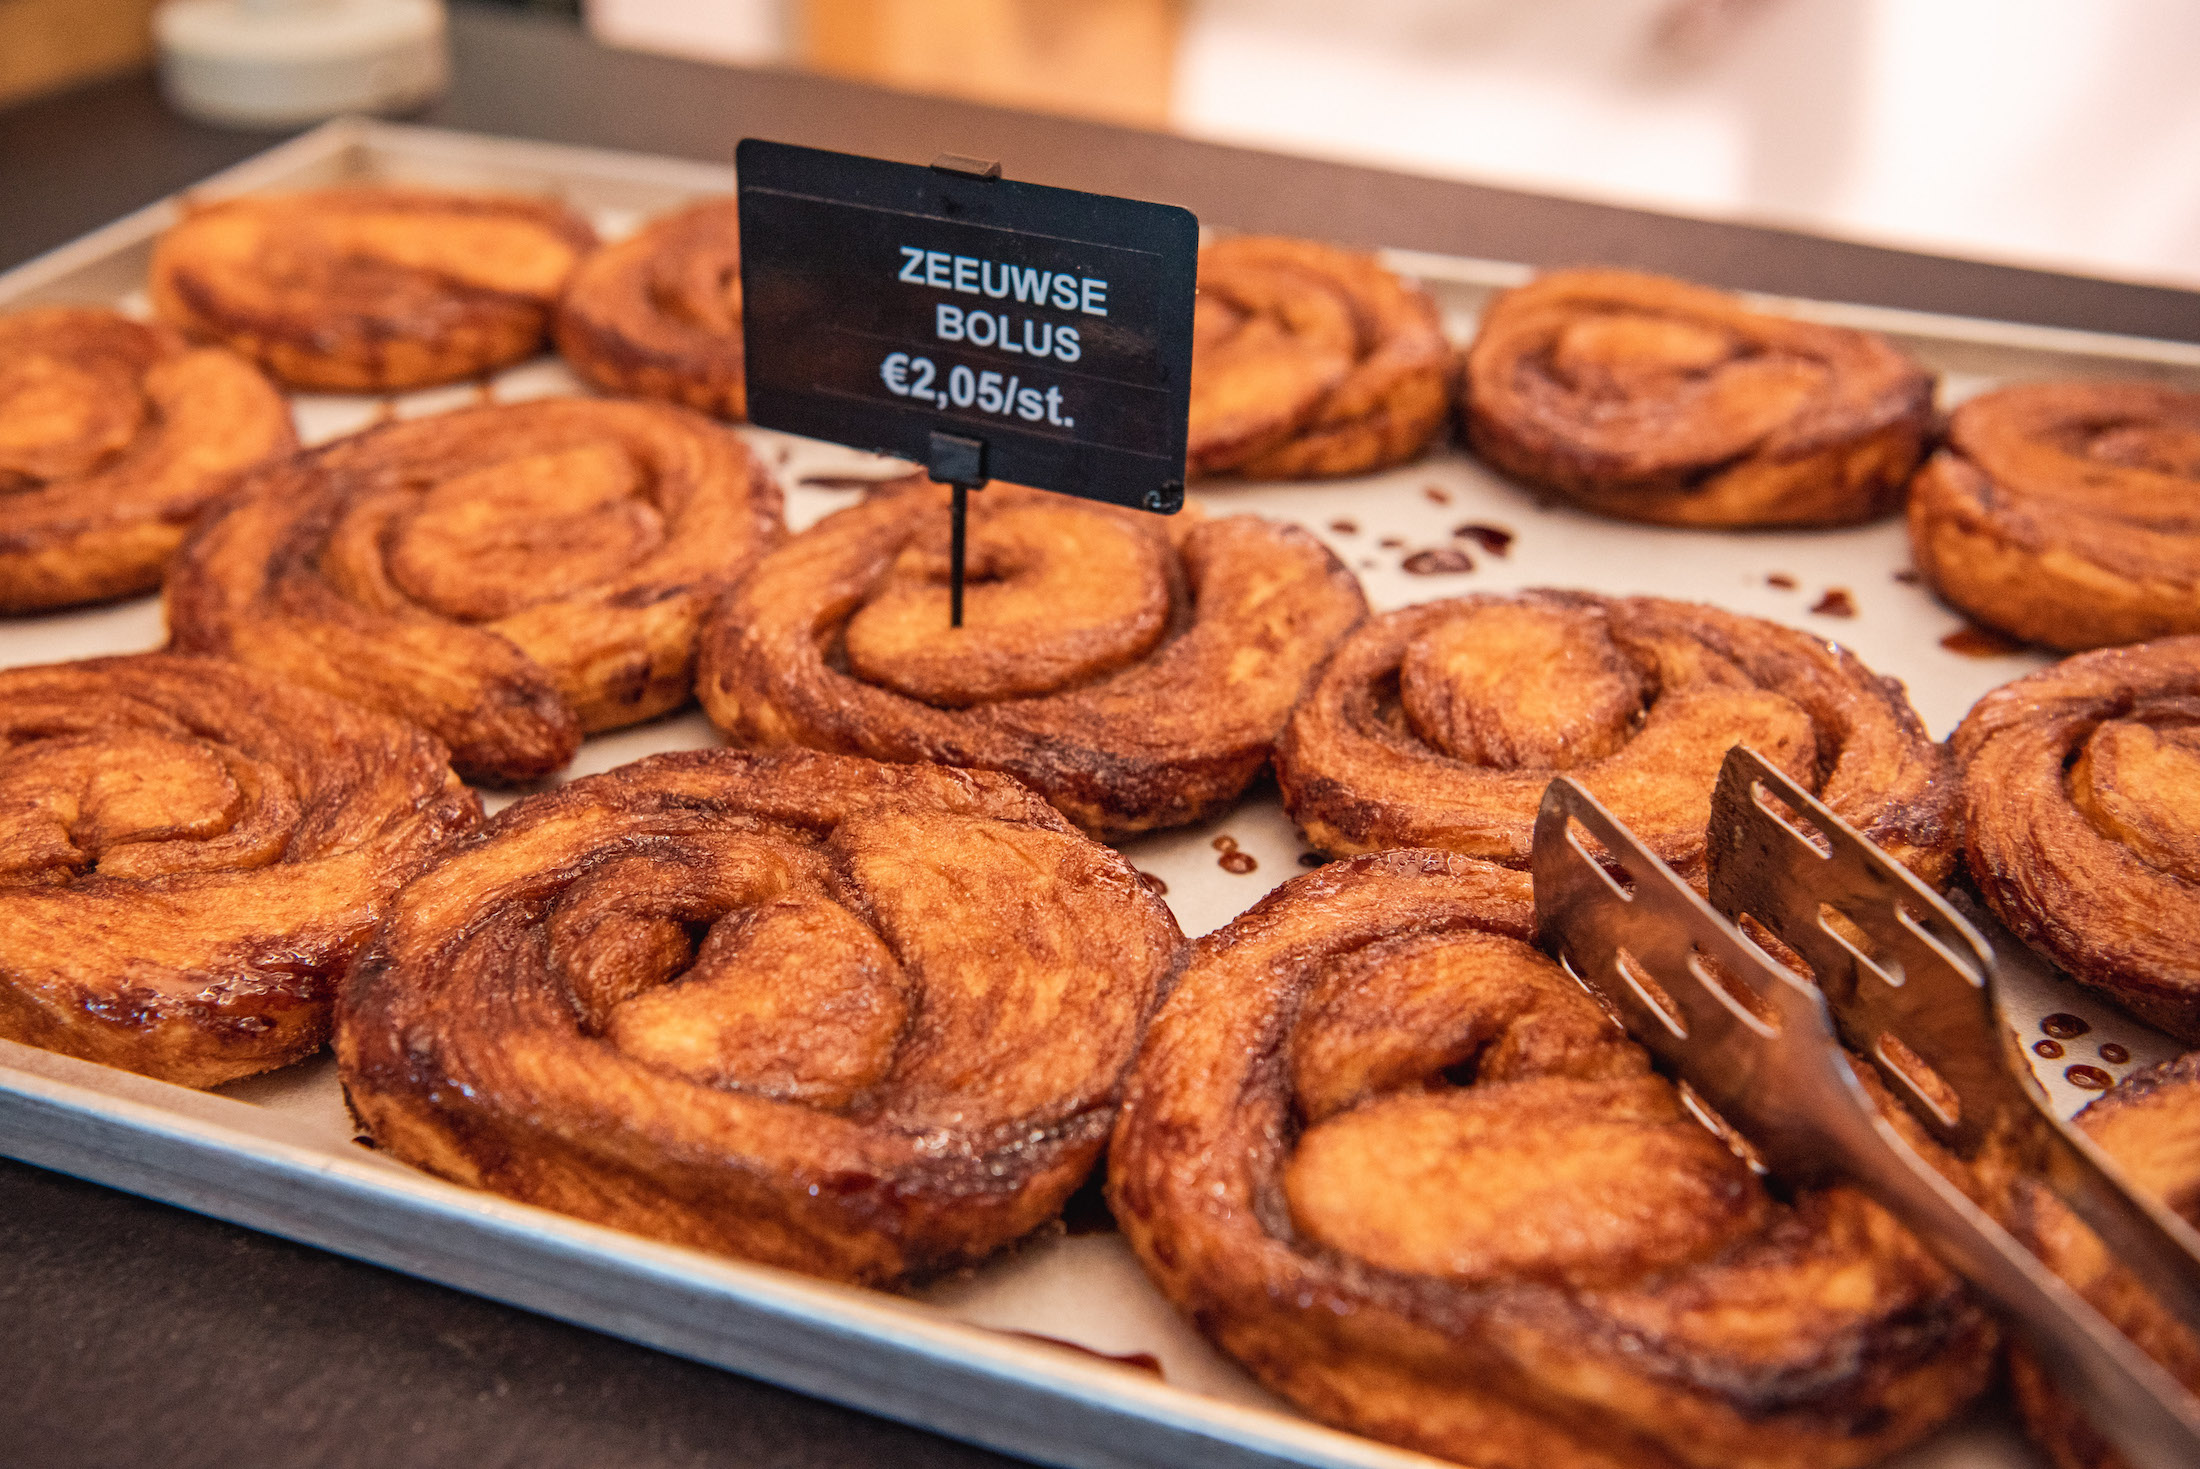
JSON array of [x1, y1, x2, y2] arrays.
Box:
[[7, 117, 2200, 1469]]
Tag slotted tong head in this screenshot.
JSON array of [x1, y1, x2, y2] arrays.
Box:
[[1531, 746, 2200, 1469]]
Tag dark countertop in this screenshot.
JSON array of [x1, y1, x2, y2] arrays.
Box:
[[2, 8, 2192, 1468]]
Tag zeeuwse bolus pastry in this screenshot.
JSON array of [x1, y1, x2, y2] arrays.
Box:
[[698, 478, 1367, 839], [1910, 380, 2200, 651], [1463, 268, 1934, 527], [149, 185, 598, 392], [165, 396, 786, 786], [555, 196, 748, 421], [1110, 849, 1996, 1469], [0, 653, 479, 1088], [0, 306, 293, 615], [1188, 235, 1454, 480], [338, 747, 1184, 1287], [1277, 588, 1958, 889]]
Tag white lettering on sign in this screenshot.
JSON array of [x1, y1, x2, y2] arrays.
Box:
[[935, 303, 1081, 362], [895, 245, 1109, 317], [882, 350, 1075, 428]]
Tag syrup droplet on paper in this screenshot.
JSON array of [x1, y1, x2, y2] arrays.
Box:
[[1766, 573, 1797, 590], [1452, 523, 1514, 556], [1810, 588, 1856, 617], [1423, 485, 1452, 505], [1940, 624, 2024, 658], [2099, 1042, 2131, 1064], [1328, 518, 1358, 535], [2042, 1013, 2091, 1040], [2065, 1064, 2113, 1091], [1297, 852, 1326, 868], [1893, 568, 1923, 586], [2034, 1039, 2065, 1059], [1219, 850, 1258, 875], [1403, 547, 1475, 576], [1211, 835, 1238, 852], [1134, 870, 1167, 897]]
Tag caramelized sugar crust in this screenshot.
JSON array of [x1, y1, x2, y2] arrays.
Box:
[[2000, 1052, 2200, 1469], [0, 307, 293, 613], [1956, 636, 2200, 1040], [1910, 381, 2200, 651], [0, 653, 479, 1087], [165, 397, 785, 786], [149, 187, 597, 392], [1276, 589, 1957, 886], [337, 748, 1183, 1286], [1464, 269, 1933, 527], [1108, 850, 1993, 1469], [555, 198, 747, 420], [1190, 237, 1454, 480], [698, 480, 1366, 837]]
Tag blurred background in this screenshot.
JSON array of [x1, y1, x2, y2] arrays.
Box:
[[5, 0, 2196, 289]]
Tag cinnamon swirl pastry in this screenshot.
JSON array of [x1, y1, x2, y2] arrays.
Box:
[[698, 481, 1366, 837], [555, 198, 745, 419], [1277, 590, 1956, 886], [1463, 269, 1934, 527], [1910, 381, 2200, 651], [149, 187, 597, 392], [0, 307, 293, 614], [2002, 1052, 2200, 1469], [1954, 637, 2200, 1041], [1109, 850, 1994, 1469], [166, 398, 784, 786], [1189, 236, 1452, 480], [0, 653, 478, 1087], [337, 748, 1182, 1286]]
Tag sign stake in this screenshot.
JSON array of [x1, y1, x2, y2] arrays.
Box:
[[927, 429, 989, 630]]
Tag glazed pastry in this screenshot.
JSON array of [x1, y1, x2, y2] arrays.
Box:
[[1463, 269, 1934, 527], [0, 653, 478, 1087], [149, 187, 597, 392], [1910, 381, 2200, 651], [1189, 236, 1452, 479], [0, 307, 293, 614], [698, 480, 1366, 837], [555, 198, 746, 419], [1954, 637, 2200, 1041], [2002, 1052, 2200, 1469], [166, 398, 784, 785], [1276, 590, 1956, 885], [338, 748, 1182, 1286], [1109, 850, 1994, 1469]]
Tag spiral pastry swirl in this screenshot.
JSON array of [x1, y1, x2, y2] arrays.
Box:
[[1276, 590, 1956, 885], [0, 653, 479, 1087], [1954, 636, 2200, 1041], [337, 748, 1183, 1285], [149, 187, 598, 392], [1109, 850, 1993, 1469], [1188, 236, 1452, 480], [698, 481, 1366, 837], [0, 307, 294, 614], [1463, 269, 1934, 527], [166, 398, 785, 785], [2001, 1052, 2200, 1469], [555, 198, 746, 419], [1910, 381, 2200, 651]]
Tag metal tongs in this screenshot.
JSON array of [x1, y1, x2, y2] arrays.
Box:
[[1531, 747, 2200, 1469]]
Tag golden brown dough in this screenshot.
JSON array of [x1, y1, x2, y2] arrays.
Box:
[[555, 197, 746, 419], [149, 187, 597, 392], [698, 480, 1366, 837], [1276, 589, 1957, 886], [2001, 1052, 2200, 1469], [1955, 637, 2200, 1041], [1189, 236, 1452, 479], [1108, 850, 1994, 1469], [0, 653, 478, 1087], [1910, 380, 2200, 651], [338, 747, 1183, 1286], [165, 398, 784, 786], [1463, 269, 1934, 526], [0, 306, 293, 614]]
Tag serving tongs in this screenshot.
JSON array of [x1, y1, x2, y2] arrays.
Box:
[[1529, 746, 2200, 1469]]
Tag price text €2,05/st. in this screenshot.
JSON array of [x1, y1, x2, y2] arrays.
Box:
[[877, 246, 1107, 427]]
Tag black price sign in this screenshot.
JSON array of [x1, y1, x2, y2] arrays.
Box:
[[736, 139, 1198, 516]]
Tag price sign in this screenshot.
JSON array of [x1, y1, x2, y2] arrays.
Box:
[[736, 139, 1198, 516]]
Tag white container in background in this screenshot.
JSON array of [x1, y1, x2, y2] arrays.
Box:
[[156, 0, 449, 128]]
